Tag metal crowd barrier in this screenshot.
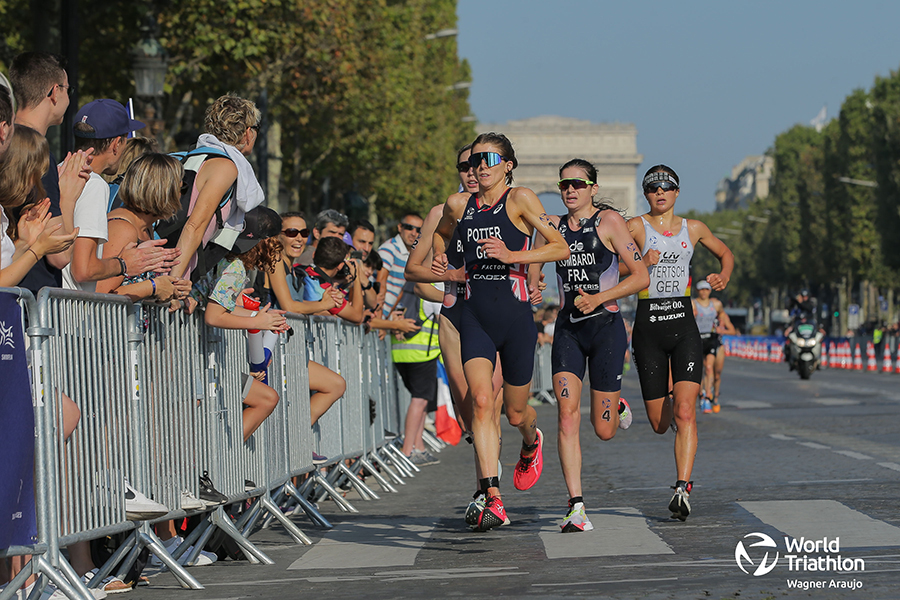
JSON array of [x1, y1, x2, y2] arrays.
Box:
[[0, 287, 415, 600], [531, 342, 555, 404]]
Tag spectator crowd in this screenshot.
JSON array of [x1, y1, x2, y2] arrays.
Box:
[[0, 52, 443, 598]]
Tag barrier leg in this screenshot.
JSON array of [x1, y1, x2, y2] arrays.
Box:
[[284, 482, 332, 529], [385, 442, 419, 474], [422, 430, 445, 453], [177, 520, 217, 569], [313, 472, 358, 513], [34, 556, 92, 600], [0, 559, 38, 600], [358, 456, 398, 493], [237, 501, 266, 536], [55, 554, 96, 600], [336, 462, 380, 501], [94, 531, 135, 582], [140, 529, 205, 589], [208, 507, 274, 565], [257, 493, 313, 545], [369, 449, 406, 485]]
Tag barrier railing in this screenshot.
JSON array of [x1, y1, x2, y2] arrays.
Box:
[[0, 287, 413, 600], [531, 342, 555, 404]]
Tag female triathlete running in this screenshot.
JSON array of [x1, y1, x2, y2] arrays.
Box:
[[404, 144, 508, 526], [432, 132, 570, 531], [534, 159, 649, 532], [692, 280, 735, 413], [627, 164, 733, 521]]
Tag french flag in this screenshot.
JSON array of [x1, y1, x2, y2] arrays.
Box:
[[434, 360, 462, 445]]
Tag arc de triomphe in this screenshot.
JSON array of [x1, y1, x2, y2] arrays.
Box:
[[477, 116, 643, 217]]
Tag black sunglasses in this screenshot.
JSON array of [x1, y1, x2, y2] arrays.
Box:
[[282, 227, 309, 238], [467, 152, 505, 169], [643, 181, 678, 194], [400, 223, 422, 233], [456, 161, 472, 173], [250, 124, 260, 132], [558, 178, 594, 191]]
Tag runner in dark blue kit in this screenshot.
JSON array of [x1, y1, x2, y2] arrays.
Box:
[[405, 144, 509, 525], [432, 132, 570, 531], [627, 164, 733, 521], [534, 159, 649, 532]]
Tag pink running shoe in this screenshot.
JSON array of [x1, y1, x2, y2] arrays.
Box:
[[513, 428, 544, 491], [475, 495, 507, 531]]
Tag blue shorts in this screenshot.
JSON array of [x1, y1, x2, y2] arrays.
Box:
[[551, 312, 626, 392], [459, 302, 536, 387]]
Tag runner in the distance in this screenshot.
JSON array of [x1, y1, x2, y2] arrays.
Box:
[[627, 164, 733, 521], [534, 158, 649, 532], [404, 143, 508, 527], [692, 280, 732, 413], [432, 132, 570, 531]]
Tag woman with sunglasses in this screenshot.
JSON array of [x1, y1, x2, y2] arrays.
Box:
[[432, 132, 570, 531], [627, 164, 733, 522], [533, 158, 649, 533], [405, 143, 508, 527]]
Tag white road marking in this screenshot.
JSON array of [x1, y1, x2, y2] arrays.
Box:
[[729, 400, 772, 409], [877, 462, 900, 472], [769, 433, 795, 441], [832, 449, 873, 460], [739, 500, 900, 548], [533, 576, 679, 587], [812, 398, 859, 406], [538, 508, 673, 559], [797, 441, 831, 450], [287, 519, 436, 570], [787, 479, 873, 485]]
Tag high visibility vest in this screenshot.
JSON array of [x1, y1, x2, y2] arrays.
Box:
[[391, 296, 441, 363]]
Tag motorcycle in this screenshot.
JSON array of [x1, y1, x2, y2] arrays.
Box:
[[786, 314, 825, 379]]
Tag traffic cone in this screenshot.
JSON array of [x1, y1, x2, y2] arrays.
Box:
[[895, 349, 900, 374], [853, 344, 863, 371], [820, 342, 828, 370], [866, 342, 877, 372], [882, 344, 893, 373], [841, 342, 851, 370], [828, 341, 838, 369]]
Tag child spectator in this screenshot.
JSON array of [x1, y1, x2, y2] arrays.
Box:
[[303, 236, 365, 324], [191, 206, 287, 441]]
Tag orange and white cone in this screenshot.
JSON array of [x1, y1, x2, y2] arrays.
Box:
[[866, 342, 877, 372], [853, 344, 863, 371], [820, 342, 828, 370], [882, 344, 893, 373]]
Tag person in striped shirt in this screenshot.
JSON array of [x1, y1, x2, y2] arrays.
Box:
[[377, 213, 424, 317]]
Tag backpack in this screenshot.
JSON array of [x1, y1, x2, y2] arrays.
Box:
[[153, 146, 237, 282]]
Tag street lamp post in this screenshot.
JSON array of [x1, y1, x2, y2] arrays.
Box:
[[131, 13, 168, 141]]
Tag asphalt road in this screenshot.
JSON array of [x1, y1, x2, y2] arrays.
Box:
[[134, 358, 900, 599]]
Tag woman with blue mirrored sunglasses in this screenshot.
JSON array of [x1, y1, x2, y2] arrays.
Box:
[[430, 132, 571, 531]]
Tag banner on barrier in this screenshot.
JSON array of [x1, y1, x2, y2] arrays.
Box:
[[0, 293, 37, 547]]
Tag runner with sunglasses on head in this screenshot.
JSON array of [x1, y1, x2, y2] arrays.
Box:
[[432, 132, 570, 531], [627, 165, 733, 521], [533, 158, 649, 532], [405, 143, 511, 527]]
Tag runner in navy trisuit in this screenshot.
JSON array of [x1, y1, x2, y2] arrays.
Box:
[[627, 165, 733, 521], [404, 143, 510, 527], [432, 132, 570, 531], [534, 158, 649, 532]]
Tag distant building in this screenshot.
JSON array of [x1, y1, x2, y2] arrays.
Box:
[[477, 116, 643, 216], [715, 155, 774, 211]]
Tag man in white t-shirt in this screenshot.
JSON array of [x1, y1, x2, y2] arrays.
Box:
[[62, 99, 178, 291]]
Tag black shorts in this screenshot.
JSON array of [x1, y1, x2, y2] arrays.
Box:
[[459, 302, 536, 387], [701, 333, 721, 356], [551, 311, 627, 392], [631, 298, 703, 401], [395, 358, 438, 411]]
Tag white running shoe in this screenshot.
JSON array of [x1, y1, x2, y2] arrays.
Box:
[[180, 490, 204, 511], [668, 482, 692, 521], [149, 535, 218, 568], [561, 502, 594, 533], [618, 398, 633, 430], [465, 492, 486, 527], [124, 480, 169, 521]]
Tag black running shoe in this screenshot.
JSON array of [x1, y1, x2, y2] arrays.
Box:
[[668, 481, 692, 521], [199, 471, 228, 506]]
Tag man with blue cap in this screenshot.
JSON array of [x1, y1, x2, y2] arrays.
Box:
[[62, 99, 179, 291]]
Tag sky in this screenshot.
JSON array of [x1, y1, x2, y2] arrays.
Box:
[[456, 0, 900, 214]]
